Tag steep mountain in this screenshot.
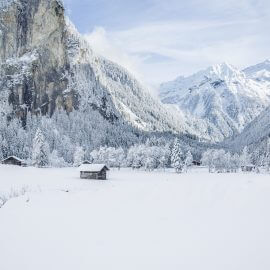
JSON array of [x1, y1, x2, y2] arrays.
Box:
[[224, 60, 270, 149], [0, 0, 183, 133], [223, 60, 270, 149], [159, 62, 270, 141], [225, 105, 270, 150]]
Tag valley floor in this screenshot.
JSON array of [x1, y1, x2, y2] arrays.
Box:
[[0, 166, 270, 270]]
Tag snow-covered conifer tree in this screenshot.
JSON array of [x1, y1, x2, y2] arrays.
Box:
[[32, 129, 49, 167], [240, 146, 251, 171], [171, 138, 183, 173], [201, 149, 215, 173], [223, 152, 232, 172], [184, 150, 193, 172], [264, 138, 270, 172], [212, 149, 226, 172], [230, 153, 240, 172], [144, 156, 156, 171], [107, 147, 118, 167], [49, 150, 67, 168], [73, 146, 85, 167], [115, 148, 125, 169], [159, 145, 170, 170]]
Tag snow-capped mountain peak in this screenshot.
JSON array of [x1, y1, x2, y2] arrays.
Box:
[[206, 62, 241, 79], [192, 62, 248, 85], [159, 62, 270, 141]]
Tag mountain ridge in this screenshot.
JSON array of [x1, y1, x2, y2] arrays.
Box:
[[159, 61, 270, 141]]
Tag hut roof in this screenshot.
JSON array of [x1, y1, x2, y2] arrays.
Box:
[[78, 164, 109, 172], [2, 156, 25, 163]]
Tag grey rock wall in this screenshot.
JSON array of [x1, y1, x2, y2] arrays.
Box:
[[0, 0, 73, 122]]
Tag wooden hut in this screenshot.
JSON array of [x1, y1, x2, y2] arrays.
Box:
[[1, 156, 27, 166], [241, 164, 255, 172], [192, 160, 202, 166], [78, 164, 109, 180]]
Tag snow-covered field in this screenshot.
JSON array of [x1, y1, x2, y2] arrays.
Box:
[[1, 166, 270, 270]]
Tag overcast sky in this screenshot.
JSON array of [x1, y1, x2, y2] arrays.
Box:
[[63, 0, 270, 85]]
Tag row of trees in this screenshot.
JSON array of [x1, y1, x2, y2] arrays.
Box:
[[87, 139, 194, 171], [9, 126, 268, 173], [202, 149, 246, 173], [1, 100, 268, 172], [201, 144, 270, 173], [0, 108, 144, 165], [74, 138, 194, 172], [30, 133, 195, 170]]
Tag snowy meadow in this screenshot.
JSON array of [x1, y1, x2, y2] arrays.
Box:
[[1, 165, 270, 270]]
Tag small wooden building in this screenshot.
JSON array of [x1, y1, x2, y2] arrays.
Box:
[[1, 156, 27, 166], [241, 164, 255, 172], [192, 160, 202, 166], [78, 164, 109, 180]]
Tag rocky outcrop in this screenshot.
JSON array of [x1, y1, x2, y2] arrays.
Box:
[[0, 0, 73, 122]]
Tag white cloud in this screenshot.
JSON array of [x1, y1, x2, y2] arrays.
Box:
[[84, 27, 145, 82], [80, 0, 270, 85]]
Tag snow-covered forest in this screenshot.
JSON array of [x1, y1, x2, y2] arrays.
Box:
[[1, 76, 269, 172], [2, 103, 269, 174]]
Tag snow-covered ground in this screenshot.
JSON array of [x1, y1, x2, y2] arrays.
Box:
[[1, 166, 270, 270]]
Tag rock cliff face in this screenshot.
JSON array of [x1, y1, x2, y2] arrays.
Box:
[[0, 0, 73, 122], [0, 0, 182, 133]]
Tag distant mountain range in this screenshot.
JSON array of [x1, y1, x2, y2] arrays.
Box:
[[159, 61, 270, 142]]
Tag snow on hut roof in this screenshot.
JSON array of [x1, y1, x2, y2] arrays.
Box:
[[78, 164, 109, 172], [2, 156, 25, 162]]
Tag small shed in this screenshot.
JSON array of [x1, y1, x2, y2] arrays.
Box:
[[192, 160, 202, 166], [241, 164, 255, 172], [1, 156, 27, 166], [78, 164, 109, 180]]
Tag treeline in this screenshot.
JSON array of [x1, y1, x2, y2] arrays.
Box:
[[31, 131, 195, 170], [1, 100, 269, 172], [0, 102, 204, 168]]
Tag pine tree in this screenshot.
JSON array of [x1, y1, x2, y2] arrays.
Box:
[[230, 153, 240, 172], [202, 149, 214, 173], [73, 146, 85, 167], [184, 150, 193, 172], [264, 138, 270, 172], [115, 148, 125, 169], [32, 129, 49, 167], [49, 150, 67, 168], [223, 152, 232, 172], [171, 138, 183, 173], [212, 149, 226, 172], [240, 146, 251, 171]]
